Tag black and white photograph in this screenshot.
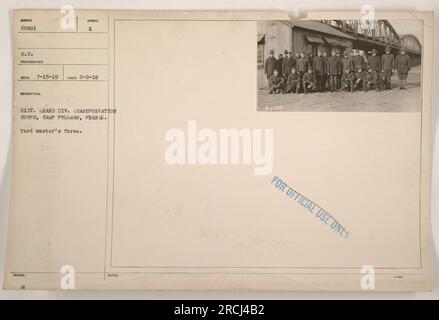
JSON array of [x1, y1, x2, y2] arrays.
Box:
[[257, 19, 423, 112]]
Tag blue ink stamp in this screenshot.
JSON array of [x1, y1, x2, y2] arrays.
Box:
[[271, 176, 350, 238]]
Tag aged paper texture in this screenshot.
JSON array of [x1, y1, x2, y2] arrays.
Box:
[[4, 10, 433, 290]]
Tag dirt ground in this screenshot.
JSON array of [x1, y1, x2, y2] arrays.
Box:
[[257, 68, 421, 112]]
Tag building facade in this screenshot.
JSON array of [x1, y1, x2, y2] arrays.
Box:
[[257, 20, 355, 87], [258, 20, 422, 88]]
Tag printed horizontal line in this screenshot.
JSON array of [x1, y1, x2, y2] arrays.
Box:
[[114, 19, 259, 21], [17, 31, 108, 34], [17, 64, 109, 66], [11, 271, 425, 275], [17, 80, 108, 82], [11, 271, 103, 274], [110, 265, 424, 270], [18, 47, 108, 50]]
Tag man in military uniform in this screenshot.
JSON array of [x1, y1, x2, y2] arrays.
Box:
[[353, 49, 366, 71], [367, 48, 381, 72], [364, 67, 380, 92], [307, 52, 314, 71], [354, 67, 366, 91], [340, 68, 355, 93], [322, 51, 329, 91], [293, 51, 300, 69], [341, 50, 354, 73], [268, 69, 285, 94], [335, 50, 343, 89], [288, 51, 297, 73], [296, 52, 309, 80], [302, 68, 316, 94], [313, 51, 326, 92], [376, 71, 386, 91], [349, 49, 356, 71], [277, 53, 284, 74], [264, 49, 277, 82], [282, 50, 295, 78], [381, 46, 395, 90], [326, 50, 341, 92], [285, 68, 300, 93], [395, 48, 411, 90]]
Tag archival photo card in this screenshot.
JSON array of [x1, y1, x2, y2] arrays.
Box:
[[4, 10, 433, 291]]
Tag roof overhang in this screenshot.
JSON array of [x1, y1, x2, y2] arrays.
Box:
[[282, 20, 355, 41]]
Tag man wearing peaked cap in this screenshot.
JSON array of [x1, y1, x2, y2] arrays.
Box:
[[302, 67, 316, 94], [335, 50, 343, 89], [340, 68, 355, 93], [292, 51, 300, 70], [354, 67, 366, 91], [322, 51, 329, 91], [277, 53, 284, 74], [282, 50, 295, 78], [268, 69, 285, 94], [364, 66, 380, 92], [285, 67, 300, 93], [264, 49, 277, 82], [381, 46, 395, 90], [341, 49, 354, 73], [367, 48, 381, 73], [307, 52, 314, 71], [326, 50, 341, 92], [313, 51, 326, 92], [296, 52, 310, 80], [395, 47, 411, 90], [353, 49, 366, 70]]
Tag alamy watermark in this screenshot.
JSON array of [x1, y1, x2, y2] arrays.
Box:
[[164, 121, 273, 175], [60, 265, 75, 290], [360, 265, 376, 290]]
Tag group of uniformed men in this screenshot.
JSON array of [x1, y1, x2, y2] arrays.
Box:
[[264, 46, 412, 95]]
